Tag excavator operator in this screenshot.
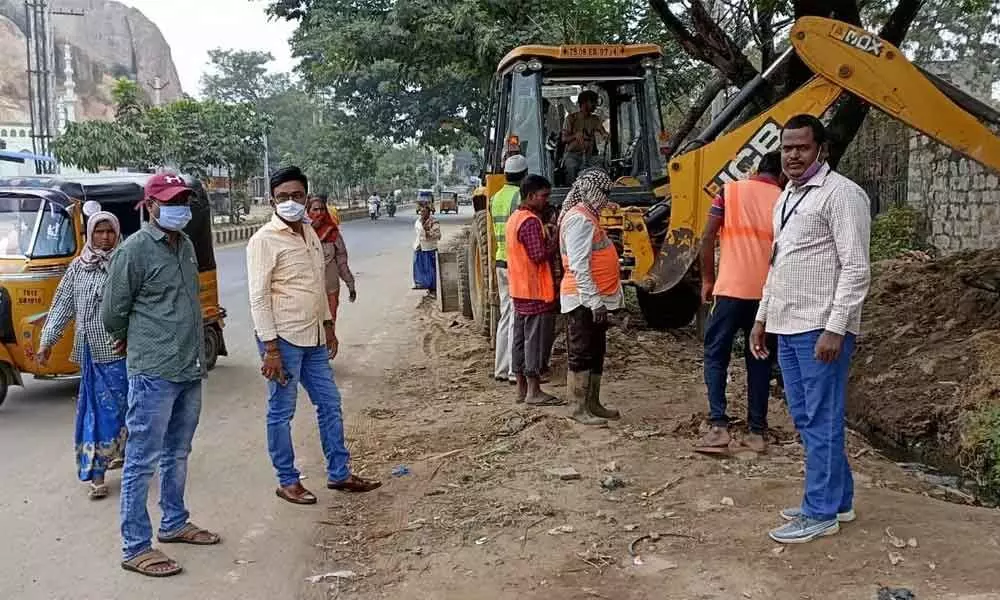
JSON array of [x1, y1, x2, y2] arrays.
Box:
[[561, 90, 608, 185]]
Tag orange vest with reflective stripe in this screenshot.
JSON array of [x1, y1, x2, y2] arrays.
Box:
[[506, 209, 556, 302], [560, 205, 620, 297], [714, 178, 781, 300]]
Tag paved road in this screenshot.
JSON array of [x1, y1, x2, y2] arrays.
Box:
[[0, 208, 471, 600]]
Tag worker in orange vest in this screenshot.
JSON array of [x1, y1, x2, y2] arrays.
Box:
[[558, 169, 622, 426], [506, 175, 563, 406], [697, 151, 783, 454]]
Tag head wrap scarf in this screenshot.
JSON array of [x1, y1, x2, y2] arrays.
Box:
[[78, 211, 121, 271], [558, 168, 614, 226], [309, 198, 340, 243]]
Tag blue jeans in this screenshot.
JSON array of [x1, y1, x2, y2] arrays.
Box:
[[703, 297, 774, 433], [778, 330, 856, 521], [120, 375, 202, 560], [263, 339, 351, 487]]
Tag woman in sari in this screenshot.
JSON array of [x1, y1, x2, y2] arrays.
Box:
[[307, 197, 357, 359], [38, 211, 127, 500], [412, 204, 442, 295]]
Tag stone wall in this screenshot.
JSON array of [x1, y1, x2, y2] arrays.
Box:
[[907, 134, 1000, 254], [904, 61, 1000, 255]]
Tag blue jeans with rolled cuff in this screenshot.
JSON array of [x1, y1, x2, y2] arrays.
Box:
[[260, 338, 351, 488], [119, 375, 202, 560]]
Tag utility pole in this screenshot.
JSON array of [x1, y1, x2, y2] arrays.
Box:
[[24, 1, 83, 173], [147, 76, 169, 107]]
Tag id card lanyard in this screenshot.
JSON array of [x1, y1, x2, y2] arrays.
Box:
[[770, 188, 814, 265]]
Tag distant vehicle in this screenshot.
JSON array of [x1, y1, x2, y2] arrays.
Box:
[[416, 189, 435, 214], [458, 193, 472, 206], [439, 191, 459, 214]]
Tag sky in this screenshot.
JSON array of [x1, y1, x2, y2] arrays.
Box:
[[118, 0, 298, 96]]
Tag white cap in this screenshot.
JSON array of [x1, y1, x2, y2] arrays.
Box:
[[82, 200, 101, 217], [504, 155, 528, 174]]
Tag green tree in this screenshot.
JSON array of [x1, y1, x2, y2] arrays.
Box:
[[200, 48, 288, 105], [266, 0, 650, 147], [646, 0, 996, 164]]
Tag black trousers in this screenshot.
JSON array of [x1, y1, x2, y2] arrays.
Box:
[[512, 312, 554, 377], [566, 306, 608, 374]]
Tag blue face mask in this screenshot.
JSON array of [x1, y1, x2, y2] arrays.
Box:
[[156, 205, 192, 232]]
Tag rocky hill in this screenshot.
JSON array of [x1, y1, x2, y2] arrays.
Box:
[[0, 0, 181, 123]]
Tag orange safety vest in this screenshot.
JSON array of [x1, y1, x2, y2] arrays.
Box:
[[714, 178, 781, 300], [560, 204, 620, 297], [505, 209, 556, 302]]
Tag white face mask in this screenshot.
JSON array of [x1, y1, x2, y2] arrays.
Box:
[[275, 200, 306, 222]]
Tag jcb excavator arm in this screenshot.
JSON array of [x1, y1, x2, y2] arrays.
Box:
[[644, 16, 1000, 295]]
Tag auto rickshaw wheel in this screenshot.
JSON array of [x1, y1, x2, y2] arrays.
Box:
[[0, 378, 7, 407], [204, 326, 221, 372]]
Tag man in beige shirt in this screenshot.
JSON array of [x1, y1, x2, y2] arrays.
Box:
[[247, 166, 381, 505]]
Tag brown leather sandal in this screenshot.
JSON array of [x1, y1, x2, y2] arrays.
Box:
[[157, 522, 221, 545], [121, 549, 183, 577]]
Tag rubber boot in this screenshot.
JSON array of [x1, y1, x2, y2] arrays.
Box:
[[569, 370, 606, 426], [587, 373, 620, 420]]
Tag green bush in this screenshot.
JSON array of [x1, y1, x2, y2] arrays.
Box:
[[960, 405, 1000, 501], [870, 206, 925, 261]]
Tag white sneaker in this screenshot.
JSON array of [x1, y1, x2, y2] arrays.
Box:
[[780, 506, 856, 523]]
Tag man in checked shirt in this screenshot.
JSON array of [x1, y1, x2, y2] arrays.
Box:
[[750, 114, 871, 544], [505, 174, 564, 406]]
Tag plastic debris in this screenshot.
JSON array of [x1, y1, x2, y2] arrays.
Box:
[[306, 570, 357, 584], [392, 465, 411, 477]]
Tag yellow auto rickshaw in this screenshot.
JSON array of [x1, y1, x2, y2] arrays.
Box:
[[0, 173, 228, 406]]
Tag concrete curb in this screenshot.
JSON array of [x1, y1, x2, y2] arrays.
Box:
[[212, 206, 401, 246]]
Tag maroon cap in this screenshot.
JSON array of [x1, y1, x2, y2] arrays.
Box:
[[145, 173, 192, 203]]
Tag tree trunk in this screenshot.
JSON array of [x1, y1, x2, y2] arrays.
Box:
[[827, 0, 924, 166], [664, 75, 728, 158]]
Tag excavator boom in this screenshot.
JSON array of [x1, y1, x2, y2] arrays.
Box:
[[645, 16, 1000, 295]]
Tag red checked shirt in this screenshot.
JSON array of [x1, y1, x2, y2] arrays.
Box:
[[512, 206, 559, 316]]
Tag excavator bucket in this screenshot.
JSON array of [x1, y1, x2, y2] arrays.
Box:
[[644, 16, 1000, 296]]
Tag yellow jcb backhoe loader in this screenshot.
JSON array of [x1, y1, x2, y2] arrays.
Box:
[[454, 16, 1000, 343]]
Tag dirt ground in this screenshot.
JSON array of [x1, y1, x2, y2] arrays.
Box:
[[849, 249, 1000, 485], [298, 299, 1000, 600]]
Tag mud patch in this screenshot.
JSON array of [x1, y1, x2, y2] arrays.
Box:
[[849, 249, 1000, 492]]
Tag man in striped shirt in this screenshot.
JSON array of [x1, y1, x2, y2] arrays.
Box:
[[750, 115, 871, 544]]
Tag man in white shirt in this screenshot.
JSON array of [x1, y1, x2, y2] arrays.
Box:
[[750, 115, 871, 544], [558, 168, 623, 425]]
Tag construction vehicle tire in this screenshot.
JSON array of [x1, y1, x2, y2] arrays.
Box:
[[636, 282, 701, 330], [456, 230, 474, 319], [469, 210, 491, 336]]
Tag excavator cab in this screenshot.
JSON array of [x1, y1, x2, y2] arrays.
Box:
[[476, 45, 698, 330], [482, 45, 669, 202]]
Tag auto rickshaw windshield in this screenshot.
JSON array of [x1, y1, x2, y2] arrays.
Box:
[[0, 196, 76, 259]]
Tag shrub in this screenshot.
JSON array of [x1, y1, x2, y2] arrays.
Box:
[[870, 206, 925, 261]]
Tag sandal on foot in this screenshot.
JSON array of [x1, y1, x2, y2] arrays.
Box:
[[89, 483, 109, 500], [275, 484, 318, 505], [157, 522, 221, 545], [121, 549, 183, 577], [108, 458, 124, 471], [525, 393, 565, 407]]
